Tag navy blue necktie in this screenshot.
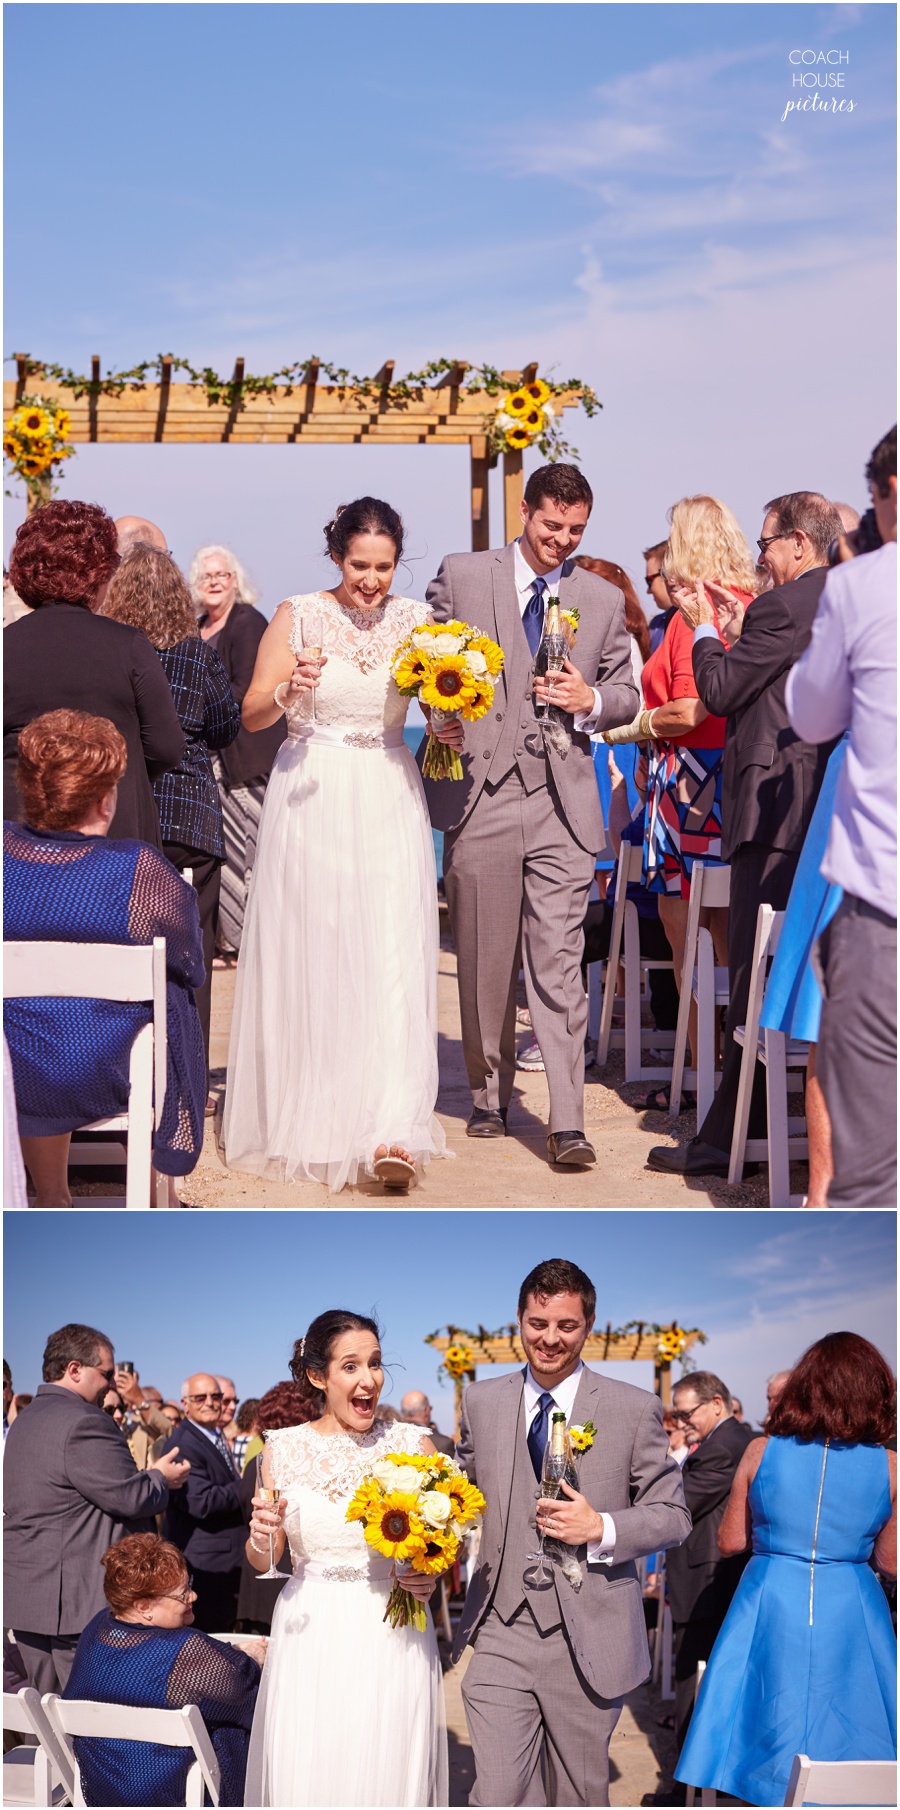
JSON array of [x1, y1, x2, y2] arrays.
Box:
[[522, 578, 546, 658], [527, 1391, 555, 1482]]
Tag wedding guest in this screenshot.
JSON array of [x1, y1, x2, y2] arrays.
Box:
[[400, 1388, 455, 1457], [216, 1377, 240, 1452], [162, 1401, 183, 1428], [764, 1370, 791, 1430], [63, 1533, 262, 1807], [663, 1408, 691, 1465], [161, 1373, 246, 1633], [676, 1333, 897, 1806], [114, 514, 167, 556], [655, 1371, 753, 1802], [4, 710, 206, 1209], [649, 490, 843, 1177], [786, 427, 897, 1209], [191, 545, 285, 957], [3, 1322, 189, 1695], [4, 500, 184, 845], [606, 496, 756, 1111], [113, 1370, 173, 1470], [103, 546, 240, 1088], [232, 1399, 260, 1472], [102, 1388, 128, 1428], [644, 540, 676, 652]]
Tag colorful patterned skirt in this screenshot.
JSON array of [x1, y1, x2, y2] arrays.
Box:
[[644, 740, 725, 898]]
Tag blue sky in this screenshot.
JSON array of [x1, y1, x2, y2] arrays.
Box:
[[4, 4, 895, 610], [4, 1211, 894, 1435]]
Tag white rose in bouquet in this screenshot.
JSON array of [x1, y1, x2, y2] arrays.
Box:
[[370, 1459, 421, 1494], [466, 650, 488, 677], [431, 631, 464, 656], [420, 1490, 453, 1529]]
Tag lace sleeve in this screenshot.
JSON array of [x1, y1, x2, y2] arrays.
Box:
[[390, 1422, 433, 1459]]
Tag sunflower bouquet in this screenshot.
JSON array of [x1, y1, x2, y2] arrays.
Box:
[[347, 1448, 486, 1632], [4, 396, 75, 510], [392, 620, 504, 781]]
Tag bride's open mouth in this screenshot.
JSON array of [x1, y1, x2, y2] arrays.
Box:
[[350, 1393, 376, 1418]]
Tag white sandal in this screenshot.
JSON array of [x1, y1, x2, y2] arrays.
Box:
[[373, 1147, 416, 1191]]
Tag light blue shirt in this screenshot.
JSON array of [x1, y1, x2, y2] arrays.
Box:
[[786, 543, 897, 916]]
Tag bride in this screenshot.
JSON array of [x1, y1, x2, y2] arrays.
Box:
[[223, 497, 456, 1192], [245, 1310, 448, 1807]]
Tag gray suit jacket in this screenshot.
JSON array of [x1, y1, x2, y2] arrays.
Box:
[[3, 1383, 169, 1637], [454, 1366, 690, 1700], [423, 545, 639, 851]]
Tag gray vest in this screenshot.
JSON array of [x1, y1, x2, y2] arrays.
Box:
[[486, 606, 551, 796], [492, 1413, 562, 1632]]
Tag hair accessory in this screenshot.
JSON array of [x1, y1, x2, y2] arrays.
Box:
[[299, 1336, 306, 1357]]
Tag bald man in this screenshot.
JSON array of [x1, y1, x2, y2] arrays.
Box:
[[115, 515, 167, 556], [400, 1389, 455, 1457], [160, 1372, 245, 1630]]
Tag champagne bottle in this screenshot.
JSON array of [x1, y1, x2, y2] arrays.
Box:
[[549, 1410, 568, 1456]]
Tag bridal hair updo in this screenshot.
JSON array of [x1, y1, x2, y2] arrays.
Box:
[[324, 497, 405, 565], [290, 1309, 383, 1407]]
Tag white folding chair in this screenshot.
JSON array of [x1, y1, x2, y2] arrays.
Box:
[[669, 863, 731, 1121], [3, 1688, 73, 1806], [593, 842, 678, 1077], [783, 1754, 897, 1806], [43, 1696, 220, 1808], [728, 907, 810, 1207], [4, 940, 168, 1209]]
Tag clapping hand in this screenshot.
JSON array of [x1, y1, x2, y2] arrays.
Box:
[[704, 581, 747, 646], [535, 1479, 604, 1545], [672, 582, 715, 631], [153, 1449, 191, 1489]]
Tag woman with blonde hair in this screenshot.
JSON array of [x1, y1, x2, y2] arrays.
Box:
[[104, 546, 240, 1091], [189, 546, 286, 961], [605, 495, 757, 1111]]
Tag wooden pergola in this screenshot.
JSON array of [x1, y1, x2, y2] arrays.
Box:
[[5, 355, 589, 549], [426, 1323, 705, 1434]]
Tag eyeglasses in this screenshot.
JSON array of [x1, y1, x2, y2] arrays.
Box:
[[157, 1576, 195, 1605], [184, 1392, 223, 1403], [93, 1367, 116, 1385], [671, 1405, 703, 1423], [645, 572, 663, 590], [757, 533, 790, 553]]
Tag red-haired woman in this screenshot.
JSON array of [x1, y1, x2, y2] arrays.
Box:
[[62, 1534, 263, 1806], [4, 500, 184, 846], [3, 709, 206, 1207], [677, 1332, 896, 1805]]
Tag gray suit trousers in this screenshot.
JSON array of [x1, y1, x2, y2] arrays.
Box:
[[462, 1607, 622, 1806], [443, 768, 595, 1129], [816, 896, 897, 1208]]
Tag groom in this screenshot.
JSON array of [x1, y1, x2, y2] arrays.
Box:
[[455, 1258, 690, 1807], [424, 464, 639, 1166]]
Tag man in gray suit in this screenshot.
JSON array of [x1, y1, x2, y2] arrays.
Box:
[[455, 1259, 690, 1806], [3, 1321, 190, 1694], [425, 465, 639, 1167]]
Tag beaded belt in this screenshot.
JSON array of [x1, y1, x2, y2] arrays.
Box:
[[288, 725, 405, 751], [297, 1557, 393, 1583]]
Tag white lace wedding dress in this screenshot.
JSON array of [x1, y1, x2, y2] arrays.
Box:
[[223, 591, 446, 1191], [245, 1419, 448, 1807]]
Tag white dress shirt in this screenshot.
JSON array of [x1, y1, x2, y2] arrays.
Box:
[[513, 541, 606, 734], [785, 542, 897, 917], [523, 1361, 616, 1561]]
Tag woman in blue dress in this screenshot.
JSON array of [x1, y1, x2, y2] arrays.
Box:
[[4, 708, 206, 1207], [677, 1331, 896, 1807], [64, 1533, 262, 1806], [758, 735, 847, 1208]]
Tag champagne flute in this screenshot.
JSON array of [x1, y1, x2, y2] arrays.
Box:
[[254, 1453, 291, 1580], [301, 615, 325, 724], [540, 633, 568, 720], [524, 1446, 570, 1580]]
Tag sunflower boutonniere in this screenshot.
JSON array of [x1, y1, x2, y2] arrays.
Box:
[[568, 1420, 596, 1455]]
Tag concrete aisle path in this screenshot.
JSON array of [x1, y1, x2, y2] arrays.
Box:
[[176, 932, 771, 1209]]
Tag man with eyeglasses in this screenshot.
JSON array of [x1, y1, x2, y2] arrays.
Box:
[[643, 539, 676, 653], [644, 1373, 752, 1805], [3, 1322, 190, 1696], [649, 491, 843, 1180], [159, 1372, 246, 1633], [216, 1376, 240, 1448]]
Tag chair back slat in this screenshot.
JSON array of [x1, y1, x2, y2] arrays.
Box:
[[43, 1694, 220, 1807], [784, 1754, 897, 1806], [3, 1687, 75, 1803], [5, 942, 156, 1001]]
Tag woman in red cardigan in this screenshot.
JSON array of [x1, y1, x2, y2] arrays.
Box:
[[605, 494, 758, 1110]]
